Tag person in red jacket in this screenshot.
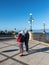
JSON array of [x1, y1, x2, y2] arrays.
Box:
[[17, 31, 24, 56]]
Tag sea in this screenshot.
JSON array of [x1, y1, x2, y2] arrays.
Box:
[[33, 32, 49, 36], [33, 29, 49, 36]]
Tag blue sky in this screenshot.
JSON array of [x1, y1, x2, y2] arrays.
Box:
[[0, 0, 49, 31]]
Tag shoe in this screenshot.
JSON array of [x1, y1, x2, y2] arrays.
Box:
[[19, 53, 23, 56], [20, 54, 24, 56], [26, 50, 29, 52], [26, 49, 28, 52], [26, 50, 29, 53]]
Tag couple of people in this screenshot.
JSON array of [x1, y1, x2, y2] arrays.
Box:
[[17, 30, 29, 56]]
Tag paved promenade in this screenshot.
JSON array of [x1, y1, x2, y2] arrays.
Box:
[[0, 39, 49, 65]]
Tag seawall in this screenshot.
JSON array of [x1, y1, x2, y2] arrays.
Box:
[[32, 33, 49, 42]]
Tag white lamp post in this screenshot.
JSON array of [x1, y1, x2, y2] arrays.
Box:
[[28, 13, 34, 40], [43, 23, 46, 34], [28, 13, 34, 31]]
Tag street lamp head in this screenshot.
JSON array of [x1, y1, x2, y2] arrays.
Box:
[[32, 19, 34, 22], [28, 13, 34, 31], [30, 13, 32, 16]]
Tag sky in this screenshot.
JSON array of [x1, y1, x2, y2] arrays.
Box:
[[0, 0, 49, 31]]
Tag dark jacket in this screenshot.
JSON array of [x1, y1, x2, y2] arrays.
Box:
[[25, 32, 29, 42]]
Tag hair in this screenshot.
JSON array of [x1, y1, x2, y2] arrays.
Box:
[[19, 33, 22, 38]]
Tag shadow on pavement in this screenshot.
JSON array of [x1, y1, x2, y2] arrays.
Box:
[[24, 47, 49, 56], [2, 49, 18, 52]]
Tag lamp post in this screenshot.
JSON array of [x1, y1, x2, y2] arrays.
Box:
[[43, 23, 46, 34], [42, 23, 46, 42], [14, 28, 16, 34], [28, 13, 34, 31], [28, 13, 34, 40]]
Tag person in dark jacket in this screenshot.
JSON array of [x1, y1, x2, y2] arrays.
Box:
[[24, 30, 29, 52]]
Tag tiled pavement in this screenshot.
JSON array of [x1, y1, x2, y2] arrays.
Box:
[[0, 39, 49, 65]]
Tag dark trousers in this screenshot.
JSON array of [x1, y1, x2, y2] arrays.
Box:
[[25, 41, 29, 51]]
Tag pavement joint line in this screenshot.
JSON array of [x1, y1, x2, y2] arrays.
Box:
[[39, 42, 49, 46], [3, 42, 15, 45], [0, 43, 40, 55], [0, 53, 10, 58], [0, 42, 19, 49], [0, 42, 46, 57], [0, 53, 28, 65], [11, 57, 28, 65], [0, 45, 12, 49], [11, 52, 20, 57], [2, 40, 26, 45], [1, 42, 19, 47], [0, 53, 10, 63], [0, 57, 9, 63], [0, 41, 40, 53], [1, 40, 49, 65], [0, 48, 19, 57], [0, 42, 10, 45], [29, 43, 40, 49], [32, 40, 49, 46], [0, 44, 19, 49], [0, 52, 19, 59]]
